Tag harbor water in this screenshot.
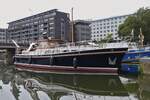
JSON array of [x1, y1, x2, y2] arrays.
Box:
[[0, 63, 150, 100]]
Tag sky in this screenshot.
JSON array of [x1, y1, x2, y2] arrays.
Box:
[[0, 0, 150, 28]]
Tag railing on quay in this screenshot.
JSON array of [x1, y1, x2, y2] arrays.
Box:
[[0, 42, 29, 48]]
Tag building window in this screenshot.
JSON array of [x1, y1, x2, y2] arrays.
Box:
[[49, 17, 54, 20], [50, 27, 54, 29], [49, 22, 54, 25]]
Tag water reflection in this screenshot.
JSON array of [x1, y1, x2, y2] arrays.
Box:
[[24, 74, 129, 100], [138, 75, 150, 100], [0, 64, 150, 100]]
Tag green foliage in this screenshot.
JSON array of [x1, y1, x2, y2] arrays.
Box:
[[97, 33, 114, 43], [118, 7, 150, 44]]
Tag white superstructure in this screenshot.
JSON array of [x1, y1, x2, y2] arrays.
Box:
[[20, 41, 128, 55]]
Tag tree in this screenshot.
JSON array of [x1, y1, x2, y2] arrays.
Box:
[[97, 33, 114, 43], [118, 7, 150, 44]]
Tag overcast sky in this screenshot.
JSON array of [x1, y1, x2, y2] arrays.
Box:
[[0, 0, 150, 28]]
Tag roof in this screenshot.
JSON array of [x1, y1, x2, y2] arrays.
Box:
[[8, 9, 68, 24], [74, 20, 91, 25], [91, 14, 133, 23]]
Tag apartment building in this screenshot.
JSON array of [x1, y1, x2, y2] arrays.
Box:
[[0, 28, 7, 42], [90, 15, 130, 41], [8, 9, 70, 43], [74, 20, 91, 42]]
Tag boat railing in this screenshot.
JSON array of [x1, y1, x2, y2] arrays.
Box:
[[140, 44, 150, 51], [20, 41, 129, 55], [127, 43, 150, 52], [50, 42, 128, 54]]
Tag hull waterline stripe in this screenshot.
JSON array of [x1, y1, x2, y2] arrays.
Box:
[[15, 63, 118, 74]]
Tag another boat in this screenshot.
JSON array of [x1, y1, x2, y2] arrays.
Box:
[[121, 63, 140, 74], [122, 28, 150, 63], [122, 46, 150, 63], [140, 56, 150, 63], [14, 33, 128, 74]]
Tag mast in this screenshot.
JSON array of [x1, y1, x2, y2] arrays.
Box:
[[139, 28, 144, 47], [71, 7, 74, 43]]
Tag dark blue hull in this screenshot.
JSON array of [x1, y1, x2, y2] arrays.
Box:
[[122, 49, 150, 63], [14, 48, 127, 74], [121, 63, 140, 74]]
